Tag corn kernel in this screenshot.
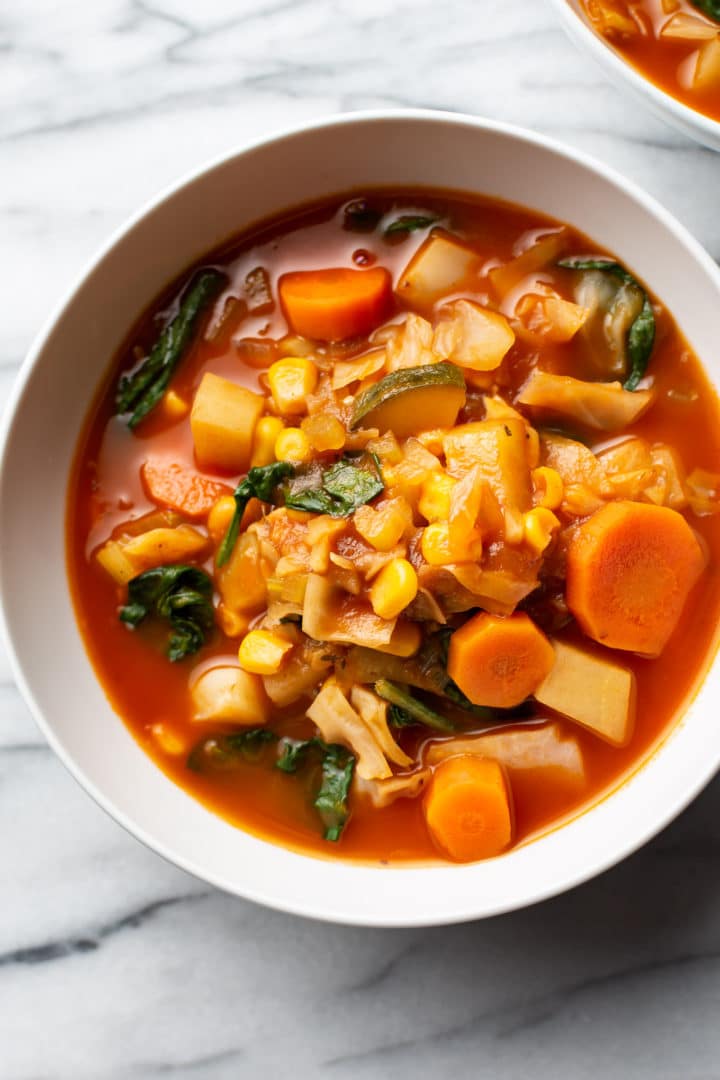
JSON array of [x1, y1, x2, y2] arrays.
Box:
[[267, 357, 318, 416], [207, 495, 238, 546], [275, 427, 312, 463], [523, 507, 561, 554], [251, 416, 285, 467], [162, 389, 190, 421], [369, 558, 418, 620], [238, 629, 293, 675], [420, 521, 454, 566], [301, 413, 346, 452], [532, 466, 564, 510], [354, 499, 410, 551], [418, 472, 457, 523]]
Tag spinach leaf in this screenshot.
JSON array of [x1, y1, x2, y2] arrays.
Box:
[[119, 564, 214, 661], [342, 198, 382, 232], [283, 453, 384, 516], [384, 215, 438, 236], [375, 679, 455, 733], [558, 257, 655, 391], [276, 736, 355, 841], [216, 460, 295, 567], [188, 729, 277, 771], [116, 269, 225, 428], [690, 0, 720, 21]]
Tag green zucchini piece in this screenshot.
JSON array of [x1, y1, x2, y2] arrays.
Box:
[[350, 362, 466, 437]]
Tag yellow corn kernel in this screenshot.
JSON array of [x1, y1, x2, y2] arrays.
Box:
[[369, 558, 418, 621], [301, 413, 346, 452], [207, 495, 238, 546], [267, 357, 318, 416], [523, 507, 561, 554], [149, 723, 189, 756], [354, 499, 410, 552], [238, 629, 293, 675], [418, 472, 457, 523], [420, 521, 454, 566], [532, 466, 564, 511], [251, 416, 285, 468], [275, 427, 312, 463], [216, 604, 252, 639], [162, 389, 190, 421]]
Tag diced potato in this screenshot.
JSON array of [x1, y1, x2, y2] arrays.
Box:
[[443, 420, 532, 517], [518, 370, 654, 431], [534, 639, 635, 746], [95, 540, 137, 584], [433, 300, 515, 371], [121, 524, 209, 571], [191, 665, 269, 726], [191, 372, 264, 471], [395, 232, 480, 309], [307, 678, 392, 780], [596, 435, 651, 475], [425, 722, 585, 787], [693, 34, 720, 91]]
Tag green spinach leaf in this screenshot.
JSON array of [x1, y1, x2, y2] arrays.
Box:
[[276, 736, 355, 841], [216, 460, 295, 567], [375, 679, 455, 733], [385, 215, 438, 236], [690, 1, 720, 21], [558, 257, 655, 391], [119, 564, 214, 661], [116, 269, 225, 428], [188, 729, 277, 771], [283, 453, 384, 516]]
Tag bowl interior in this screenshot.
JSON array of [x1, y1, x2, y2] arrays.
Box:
[[2, 110, 720, 925]]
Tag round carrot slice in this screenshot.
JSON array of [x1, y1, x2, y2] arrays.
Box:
[[424, 755, 514, 862], [447, 611, 555, 709], [279, 267, 391, 341]]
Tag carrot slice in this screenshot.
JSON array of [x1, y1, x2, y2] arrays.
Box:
[[141, 460, 232, 520], [566, 501, 706, 656], [424, 756, 513, 862], [447, 611, 555, 708], [279, 267, 391, 341]]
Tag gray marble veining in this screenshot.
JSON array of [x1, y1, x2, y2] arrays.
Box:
[[3, 1, 720, 1077]]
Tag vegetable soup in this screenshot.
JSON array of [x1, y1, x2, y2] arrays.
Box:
[[67, 189, 720, 864], [578, 0, 720, 121]]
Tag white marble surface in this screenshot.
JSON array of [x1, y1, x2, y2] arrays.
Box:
[[3, 1, 720, 1077]]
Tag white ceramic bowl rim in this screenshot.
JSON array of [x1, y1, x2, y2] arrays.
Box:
[[549, 0, 720, 150], [2, 109, 720, 927]]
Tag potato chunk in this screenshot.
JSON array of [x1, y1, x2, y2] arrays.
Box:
[[534, 639, 635, 747], [395, 232, 479, 309], [191, 665, 269, 725], [191, 372, 264, 470]]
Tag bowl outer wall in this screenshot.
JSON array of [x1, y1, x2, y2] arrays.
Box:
[[2, 109, 720, 927], [549, 0, 720, 152]]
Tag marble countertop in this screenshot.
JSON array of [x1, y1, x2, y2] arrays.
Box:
[[4, 1, 720, 1077]]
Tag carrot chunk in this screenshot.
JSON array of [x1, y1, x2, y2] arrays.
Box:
[[279, 267, 391, 341], [141, 460, 232, 519], [566, 501, 706, 656], [447, 611, 555, 708], [424, 756, 513, 862]]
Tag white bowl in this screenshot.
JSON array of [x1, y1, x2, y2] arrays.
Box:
[[2, 110, 720, 926], [549, 0, 720, 152]]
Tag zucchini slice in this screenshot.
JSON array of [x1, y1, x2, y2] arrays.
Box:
[[350, 362, 466, 437]]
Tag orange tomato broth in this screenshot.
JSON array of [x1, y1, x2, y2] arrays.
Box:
[[578, 0, 720, 122], [67, 188, 720, 865]]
